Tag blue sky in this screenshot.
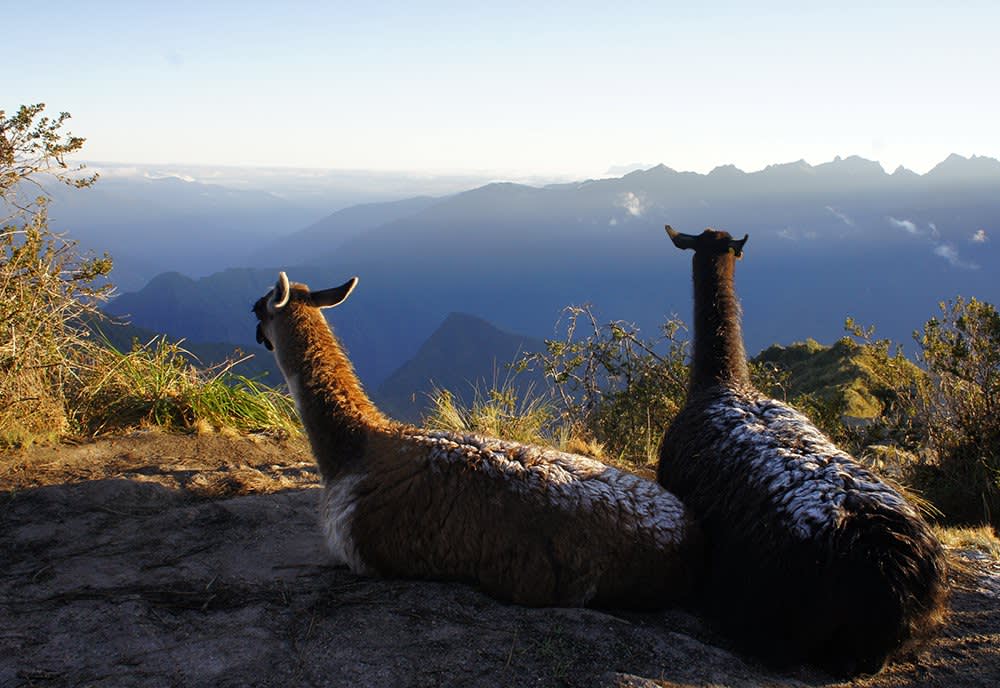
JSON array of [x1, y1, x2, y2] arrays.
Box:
[[8, 1, 999, 177]]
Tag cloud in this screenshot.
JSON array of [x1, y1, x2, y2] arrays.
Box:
[[776, 227, 818, 241], [616, 191, 645, 217], [143, 171, 196, 182], [934, 244, 979, 270], [608, 218, 618, 226], [888, 217, 919, 234], [972, 229, 988, 243], [887, 216, 981, 269], [825, 206, 855, 227]]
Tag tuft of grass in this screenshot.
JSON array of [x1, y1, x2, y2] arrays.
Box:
[[69, 335, 299, 437], [423, 380, 555, 447]]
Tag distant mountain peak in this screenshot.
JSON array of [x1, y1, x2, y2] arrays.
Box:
[[624, 163, 677, 178], [927, 153, 1000, 179], [760, 159, 815, 176], [374, 312, 545, 423], [708, 164, 746, 177], [816, 155, 886, 176]]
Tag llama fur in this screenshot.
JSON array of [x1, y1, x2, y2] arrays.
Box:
[[254, 272, 701, 608], [657, 227, 948, 676]]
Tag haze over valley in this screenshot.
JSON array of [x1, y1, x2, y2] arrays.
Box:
[[90, 154, 999, 413]]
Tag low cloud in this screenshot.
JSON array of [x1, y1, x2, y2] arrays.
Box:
[[616, 191, 646, 217], [825, 206, 855, 227], [934, 244, 979, 270], [888, 217, 919, 234], [972, 229, 988, 243], [888, 217, 981, 269], [144, 171, 196, 183], [777, 227, 818, 241]]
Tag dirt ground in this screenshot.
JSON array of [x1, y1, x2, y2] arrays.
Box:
[[1, 431, 998, 688]]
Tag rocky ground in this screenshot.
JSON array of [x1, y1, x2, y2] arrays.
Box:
[[1, 431, 998, 688]]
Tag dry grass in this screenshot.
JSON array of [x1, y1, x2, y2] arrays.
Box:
[[934, 524, 1000, 558]]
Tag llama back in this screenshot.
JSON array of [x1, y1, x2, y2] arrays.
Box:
[[348, 428, 701, 608], [659, 385, 947, 673]]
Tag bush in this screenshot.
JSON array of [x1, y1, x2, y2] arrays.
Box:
[[1, 103, 109, 445], [515, 305, 690, 465], [842, 302, 1000, 529], [909, 298, 1000, 528], [2, 103, 297, 444]]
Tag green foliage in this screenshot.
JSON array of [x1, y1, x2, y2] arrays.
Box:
[[70, 336, 300, 436], [909, 298, 1000, 527], [831, 303, 1000, 529], [1, 103, 97, 215], [516, 305, 689, 465]]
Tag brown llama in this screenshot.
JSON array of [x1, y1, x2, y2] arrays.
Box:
[[253, 271, 702, 608]]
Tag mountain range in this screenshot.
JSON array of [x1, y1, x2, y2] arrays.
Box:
[[99, 154, 998, 406]]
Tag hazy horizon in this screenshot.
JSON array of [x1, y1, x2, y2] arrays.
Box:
[[77, 150, 1000, 195]]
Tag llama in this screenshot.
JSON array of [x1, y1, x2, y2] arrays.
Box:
[[657, 226, 947, 676], [253, 271, 701, 608]]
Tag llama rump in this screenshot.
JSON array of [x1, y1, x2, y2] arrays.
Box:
[[657, 226, 948, 676]]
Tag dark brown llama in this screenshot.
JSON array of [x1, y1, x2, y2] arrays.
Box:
[[657, 227, 948, 676]]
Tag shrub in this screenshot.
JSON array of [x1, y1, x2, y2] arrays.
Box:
[[909, 298, 1000, 528], [2, 102, 297, 444], [515, 305, 689, 465], [1, 205, 112, 445], [1, 103, 108, 445]]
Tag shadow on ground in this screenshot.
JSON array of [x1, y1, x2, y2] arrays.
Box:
[[1, 433, 998, 688]]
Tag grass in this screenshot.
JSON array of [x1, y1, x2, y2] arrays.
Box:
[[69, 335, 300, 437], [423, 377, 556, 447], [934, 525, 1000, 558]]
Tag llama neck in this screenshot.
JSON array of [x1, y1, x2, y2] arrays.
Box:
[[276, 307, 391, 475], [690, 252, 750, 391]]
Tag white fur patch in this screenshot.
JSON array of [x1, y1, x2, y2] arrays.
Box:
[[405, 430, 689, 547], [705, 389, 916, 539], [318, 473, 368, 573], [283, 372, 305, 417]]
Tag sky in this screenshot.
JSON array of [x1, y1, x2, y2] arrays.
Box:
[[7, 1, 1000, 179]]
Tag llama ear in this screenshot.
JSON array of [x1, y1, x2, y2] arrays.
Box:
[[729, 234, 749, 258], [665, 225, 698, 250], [272, 272, 291, 309], [310, 277, 359, 309]]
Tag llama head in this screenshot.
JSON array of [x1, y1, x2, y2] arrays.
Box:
[[252, 271, 359, 351], [666, 225, 749, 258]]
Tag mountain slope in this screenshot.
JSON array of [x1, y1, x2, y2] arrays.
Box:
[[374, 313, 547, 423], [246, 195, 441, 268], [108, 154, 1000, 389], [107, 268, 440, 388], [755, 337, 922, 418]]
